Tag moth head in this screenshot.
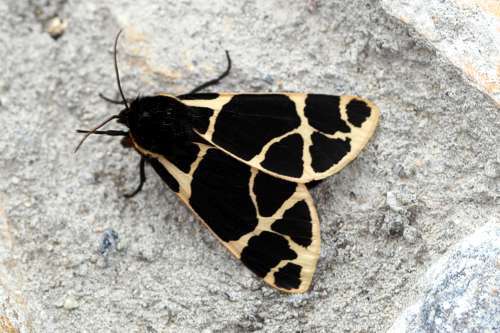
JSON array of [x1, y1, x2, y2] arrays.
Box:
[[123, 95, 192, 154]]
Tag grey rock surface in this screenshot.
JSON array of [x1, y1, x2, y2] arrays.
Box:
[[381, 0, 500, 106], [0, 0, 498, 332], [389, 223, 500, 333]]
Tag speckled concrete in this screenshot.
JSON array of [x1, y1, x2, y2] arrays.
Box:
[[0, 0, 498, 332]]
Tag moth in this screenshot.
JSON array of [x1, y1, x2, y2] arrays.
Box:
[[76, 31, 379, 293]]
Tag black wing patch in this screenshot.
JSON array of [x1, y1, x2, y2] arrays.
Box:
[[211, 94, 301, 160], [262, 133, 304, 178], [253, 171, 296, 217], [189, 148, 258, 241], [240, 231, 298, 278], [310, 133, 351, 173], [304, 94, 350, 135], [271, 200, 312, 247], [189, 107, 214, 134], [274, 262, 302, 290], [149, 159, 180, 192], [167, 144, 200, 174], [346, 99, 372, 127], [178, 93, 220, 100]]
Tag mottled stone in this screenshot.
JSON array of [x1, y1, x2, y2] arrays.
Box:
[[0, 0, 498, 332], [381, 0, 500, 105], [389, 223, 500, 333]]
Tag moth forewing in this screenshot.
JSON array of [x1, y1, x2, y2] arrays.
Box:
[[179, 93, 380, 183]]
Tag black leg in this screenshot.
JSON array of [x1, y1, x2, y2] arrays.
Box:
[[184, 50, 232, 95], [124, 157, 147, 198]]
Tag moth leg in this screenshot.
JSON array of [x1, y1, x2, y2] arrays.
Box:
[[124, 157, 147, 198], [185, 50, 232, 95]]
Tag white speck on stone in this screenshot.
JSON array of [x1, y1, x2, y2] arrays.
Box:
[[89, 254, 98, 264], [46, 17, 68, 40], [54, 297, 64, 308], [403, 225, 419, 244], [116, 238, 128, 252], [95, 256, 108, 268], [386, 191, 402, 212], [63, 296, 79, 310], [484, 160, 498, 178]]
